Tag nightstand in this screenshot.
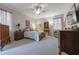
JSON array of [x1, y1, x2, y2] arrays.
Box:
[[14, 30, 24, 40]]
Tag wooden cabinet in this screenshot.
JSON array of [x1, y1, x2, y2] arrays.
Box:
[[44, 22, 49, 34], [0, 24, 10, 51], [60, 31, 79, 55], [14, 31, 24, 40]]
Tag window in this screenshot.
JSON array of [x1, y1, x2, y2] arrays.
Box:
[[0, 9, 12, 30], [53, 18, 62, 30]]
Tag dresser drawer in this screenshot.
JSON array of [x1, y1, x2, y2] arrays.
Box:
[[14, 31, 24, 40]]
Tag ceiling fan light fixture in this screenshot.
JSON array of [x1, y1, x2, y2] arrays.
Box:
[[30, 3, 47, 15]]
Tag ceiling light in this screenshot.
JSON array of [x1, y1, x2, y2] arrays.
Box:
[[30, 3, 47, 15]]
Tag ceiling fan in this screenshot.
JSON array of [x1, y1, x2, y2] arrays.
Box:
[[30, 3, 47, 15]]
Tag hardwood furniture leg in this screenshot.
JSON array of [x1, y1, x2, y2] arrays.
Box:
[[58, 46, 62, 55], [59, 51, 61, 55]]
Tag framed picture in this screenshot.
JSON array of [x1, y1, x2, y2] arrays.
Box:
[[25, 20, 30, 26]]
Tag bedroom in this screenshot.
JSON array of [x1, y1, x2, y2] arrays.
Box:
[[0, 3, 79, 55]]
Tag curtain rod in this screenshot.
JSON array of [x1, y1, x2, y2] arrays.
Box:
[[0, 8, 12, 13], [53, 14, 64, 19]]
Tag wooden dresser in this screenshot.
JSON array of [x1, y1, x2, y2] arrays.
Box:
[[59, 31, 79, 55], [0, 24, 10, 51], [14, 30, 24, 40]]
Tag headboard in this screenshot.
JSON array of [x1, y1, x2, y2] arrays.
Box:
[[0, 24, 10, 51]]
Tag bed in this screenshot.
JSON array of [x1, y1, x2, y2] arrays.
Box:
[[24, 31, 40, 41]]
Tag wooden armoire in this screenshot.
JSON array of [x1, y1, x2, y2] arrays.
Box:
[[44, 22, 49, 35], [0, 24, 10, 51]]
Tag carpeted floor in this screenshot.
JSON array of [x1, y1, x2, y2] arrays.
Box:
[[0, 36, 67, 55]]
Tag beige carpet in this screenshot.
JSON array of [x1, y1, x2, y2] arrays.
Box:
[[0, 36, 67, 55]]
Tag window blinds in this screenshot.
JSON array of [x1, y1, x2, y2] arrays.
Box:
[[0, 9, 12, 30]]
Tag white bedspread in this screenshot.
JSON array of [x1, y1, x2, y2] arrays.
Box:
[[24, 31, 40, 41]]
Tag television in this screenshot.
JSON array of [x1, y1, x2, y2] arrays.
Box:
[[75, 3, 79, 22], [66, 3, 78, 25]]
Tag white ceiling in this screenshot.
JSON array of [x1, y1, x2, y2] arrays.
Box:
[[0, 3, 73, 19]]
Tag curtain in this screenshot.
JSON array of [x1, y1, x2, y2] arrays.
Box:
[[0, 9, 12, 31], [53, 18, 62, 30]]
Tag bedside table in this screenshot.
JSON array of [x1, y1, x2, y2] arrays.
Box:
[[14, 31, 24, 40]]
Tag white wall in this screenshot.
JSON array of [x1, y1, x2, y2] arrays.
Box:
[[12, 12, 27, 31]]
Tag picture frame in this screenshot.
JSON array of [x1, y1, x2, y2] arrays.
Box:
[[25, 20, 30, 27]]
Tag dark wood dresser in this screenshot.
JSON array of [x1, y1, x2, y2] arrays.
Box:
[[14, 30, 24, 40], [59, 31, 79, 55]]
